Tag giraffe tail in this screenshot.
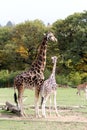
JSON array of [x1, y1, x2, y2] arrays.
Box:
[[14, 87, 18, 106], [14, 92, 18, 105], [41, 97, 44, 106]]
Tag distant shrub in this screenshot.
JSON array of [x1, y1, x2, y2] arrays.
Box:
[[56, 74, 69, 85], [0, 70, 22, 88], [68, 72, 81, 87], [44, 69, 51, 80], [0, 69, 85, 88]]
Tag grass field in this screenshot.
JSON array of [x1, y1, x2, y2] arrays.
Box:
[[0, 87, 87, 130], [0, 120, 87, 130], [0, 87, 87, 106]]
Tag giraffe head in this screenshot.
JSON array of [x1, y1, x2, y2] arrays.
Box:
[[45, 32, 57, 42], [51, 56, 57, 63]]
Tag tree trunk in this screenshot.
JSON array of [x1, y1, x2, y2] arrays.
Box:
[[5, 101, 21, 116]]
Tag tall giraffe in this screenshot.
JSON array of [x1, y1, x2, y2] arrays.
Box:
[[40, 56, 59, 118], [14, 32, 57, 117]]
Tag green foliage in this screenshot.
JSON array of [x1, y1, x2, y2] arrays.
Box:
[[0, 70, 9, 87], [0, 70, 22, 88], [52, 11, 87, 74], [44, 68, 51, 80], [0, 12, 87, 87], [56, 74, 69, 86], [68, 72, 81, 87], [0, 20, 46, 71]]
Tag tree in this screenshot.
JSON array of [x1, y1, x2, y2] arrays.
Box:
[[0, 20, 46, 71], [0, 27, 12, 70], [52, 11, 87, 74], [6, 21, 14, 27]]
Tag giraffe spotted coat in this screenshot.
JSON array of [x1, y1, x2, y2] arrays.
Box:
[[40, 56, 59, 118], [41, 73, 57, 95]]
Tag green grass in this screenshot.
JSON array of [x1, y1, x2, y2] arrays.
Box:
[[0, 87, 87, 130], [0, 120, 87, 130], [57, 87, 87, 106], [0, 88, 34, 105], [0, 87, 87, 106], [0, 87, 87, 111]]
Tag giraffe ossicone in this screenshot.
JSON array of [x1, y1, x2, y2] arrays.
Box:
[[14, 32, 57, 117]]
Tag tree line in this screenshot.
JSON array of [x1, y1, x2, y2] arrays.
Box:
[[0, 11, 87, 87]]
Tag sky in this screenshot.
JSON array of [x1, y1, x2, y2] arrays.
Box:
[[0, 0, 87, 26]]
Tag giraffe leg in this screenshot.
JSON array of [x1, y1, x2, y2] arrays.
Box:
[[85, 88, 87, 100], [42, 94, 49, 118], [77, 90, 80, 96], [35, 88, 40, 118], [18, 87, 26, 117], [86, 92, 87, 100], [48, 95, 52, 116], [53, 91, 60, 117]]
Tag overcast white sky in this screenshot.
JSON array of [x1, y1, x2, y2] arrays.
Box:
[[0, 0, 87, 25]]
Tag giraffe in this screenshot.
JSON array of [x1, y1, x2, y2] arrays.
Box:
[[76, 82, 87, 99], [40, 56, 59, 118], [14, 32, 57, 117]]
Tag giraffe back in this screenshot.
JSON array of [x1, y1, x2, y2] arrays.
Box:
[[14, 69, 44, 90]]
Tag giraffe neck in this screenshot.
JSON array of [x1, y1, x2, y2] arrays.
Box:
[[50, 61, 57, 79], [31, 37, 47, 72]]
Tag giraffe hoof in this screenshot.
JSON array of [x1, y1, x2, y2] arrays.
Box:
[[20, 111, 27, 117], [35, 114, 41, 118], [42, 115, 46, 118], [56, 113, 61, 117], [48, 113, 51, 117]]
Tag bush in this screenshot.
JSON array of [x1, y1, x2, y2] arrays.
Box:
[[44, 69, 51, 80], [0, 69, 85, 88], [44, 69, 70, 87], [68, 72, 81, 87], [0, 70, 22, 88], [56, 74, 69, 86]]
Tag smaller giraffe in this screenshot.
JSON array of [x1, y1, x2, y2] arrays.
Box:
[[40, 56, 59, 118]]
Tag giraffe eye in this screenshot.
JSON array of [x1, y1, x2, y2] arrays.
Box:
[[49, 35, 52, 38]]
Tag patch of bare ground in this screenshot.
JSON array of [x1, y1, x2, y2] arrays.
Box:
[[0, 105, 87, 122]]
